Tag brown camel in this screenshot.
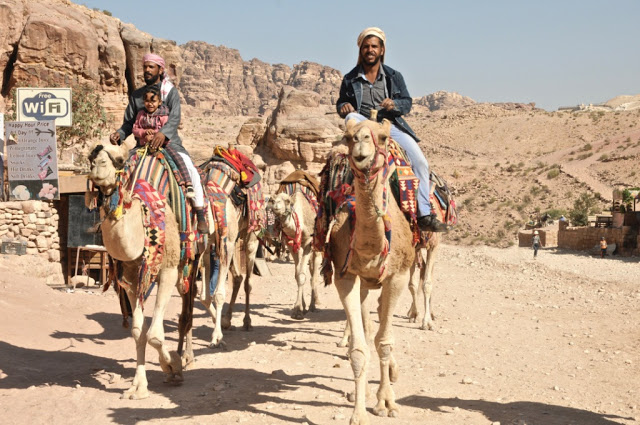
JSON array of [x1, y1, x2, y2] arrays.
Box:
[[271, 191, 322, 319], [407, 232, 441, 330], [87, 143, 191, 399], [324, 118, 416, 424], [197, 170, 260, 348]]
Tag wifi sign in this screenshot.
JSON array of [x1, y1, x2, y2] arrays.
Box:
[[16, 88, 72, 127]]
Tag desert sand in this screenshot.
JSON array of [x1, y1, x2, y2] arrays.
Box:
[[1, 243, 638, 425]]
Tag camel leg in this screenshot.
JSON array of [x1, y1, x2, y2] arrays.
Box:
[[146, 268, 183, 384], [338, 320, 351, 348], [241, 232, 259, 330], [201, 250, 225, 347], [335, 275, 370, 425], [407, 248, 426, 323], [211, 247, 230, 347], [291, 246, 310, 320], [421, 244, 439, 331], [223, 257, 242, 330], [372, 272, 406, 418], [122, 286, 150, 400], [338, 286, 371, 349], [309, 250, 322, 312]]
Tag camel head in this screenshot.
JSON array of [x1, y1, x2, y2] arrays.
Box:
[[87, 142, 128, 194], [271, 192, 292, 218], [345, 118, 391, 175]]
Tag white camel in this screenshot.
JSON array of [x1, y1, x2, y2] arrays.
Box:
[[197, 169, 260, 347], [321, 118, 416, 423], [88, 143, 191, 399], [271, 191, 322, 319]]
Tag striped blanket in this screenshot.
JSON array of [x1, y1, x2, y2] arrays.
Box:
[[313, 139, 420, 286]]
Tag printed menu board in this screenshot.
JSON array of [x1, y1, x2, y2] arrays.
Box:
[[4, 120, 59, 201]]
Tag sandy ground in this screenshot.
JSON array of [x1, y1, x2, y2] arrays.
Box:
[[0, 244, 639, 425]]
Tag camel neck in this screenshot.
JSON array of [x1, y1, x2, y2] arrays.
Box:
[[352, 174, 387, 253]]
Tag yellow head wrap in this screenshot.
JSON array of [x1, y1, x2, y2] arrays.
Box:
[[357, 27, 386, 47]]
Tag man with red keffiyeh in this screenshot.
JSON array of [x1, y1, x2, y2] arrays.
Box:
[[110, 53, 207, 232]]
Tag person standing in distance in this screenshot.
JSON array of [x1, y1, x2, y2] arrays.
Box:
[[336, 27, 448, 232]]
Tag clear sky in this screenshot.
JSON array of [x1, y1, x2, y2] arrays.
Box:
[[78, 0, 640, 111]]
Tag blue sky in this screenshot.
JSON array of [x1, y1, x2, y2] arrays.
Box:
[[78, 0, 640, 110]]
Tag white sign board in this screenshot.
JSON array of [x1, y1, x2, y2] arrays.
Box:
[[16, 88, 72, 127], [4, 121, 59, 201]]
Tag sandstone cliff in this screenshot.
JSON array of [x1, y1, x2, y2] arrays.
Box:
[[0, 0, 341, 119]]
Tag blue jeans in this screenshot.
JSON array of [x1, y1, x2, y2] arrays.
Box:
[[209, 251, 220, 296], [345, 113, 431, 216]]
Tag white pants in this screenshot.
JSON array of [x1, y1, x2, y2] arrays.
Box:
[[178, 152, 204, 208]]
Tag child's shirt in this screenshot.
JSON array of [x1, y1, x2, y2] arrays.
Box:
[[132, 105, 170, 145]]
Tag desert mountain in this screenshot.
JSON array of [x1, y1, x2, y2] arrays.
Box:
[[1, 0, 639, 248]]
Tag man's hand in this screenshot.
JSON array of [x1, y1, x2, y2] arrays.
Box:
[[380, 98, 395, 111], [109, 131, 121, 145], [149, 131, 166, 150], [339, 103, 355, 118]]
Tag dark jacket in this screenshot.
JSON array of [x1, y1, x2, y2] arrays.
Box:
[[336, 64, 419, 141]]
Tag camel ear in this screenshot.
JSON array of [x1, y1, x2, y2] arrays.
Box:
[[380, 119, 391, 137], [346, 118, 357, 133], [87, 143, 105, 164]]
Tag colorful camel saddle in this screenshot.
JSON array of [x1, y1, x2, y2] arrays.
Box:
[[199, 146, 266, 261], [199, 146, 266, 231], [101, 148, 197, 299], [108, 180, 166, 307], [276, 170, 320, 213], [313, 139, 421, 286]]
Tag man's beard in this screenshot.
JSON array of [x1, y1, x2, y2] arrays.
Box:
[[144, 73, 159, 85], [361, 54, 381, 66]]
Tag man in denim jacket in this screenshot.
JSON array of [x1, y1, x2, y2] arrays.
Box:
[[337, 27, 448, 232]]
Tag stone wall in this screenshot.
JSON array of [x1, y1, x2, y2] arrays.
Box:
[[0, 201, 60, 261], [557, 221, 636, 254], [518, 227, 558, 247]]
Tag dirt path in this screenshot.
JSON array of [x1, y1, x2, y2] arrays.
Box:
[[0, 244, 638, 425]]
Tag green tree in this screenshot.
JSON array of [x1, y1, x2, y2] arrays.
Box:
[[569, 192, 601, 226]]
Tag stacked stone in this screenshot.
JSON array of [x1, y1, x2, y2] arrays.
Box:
[[0, 201, 60, 261]]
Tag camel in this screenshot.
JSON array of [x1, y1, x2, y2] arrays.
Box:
[[197, 166, 260, 348], [337, 233, 440, 349], [407, 232, 441, 330], [321, 117, 416, 424], [87, 143, 193, 399], [271, 191, 322, 319]]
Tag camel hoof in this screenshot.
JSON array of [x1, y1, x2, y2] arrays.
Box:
[[121, 387, 149, 400], [420, 321, 434, 331], [373, 406, 388, 417], [388, 408, 399, 418], [243, 317, 253, 331], [221, 316, 232, 330], [209, 334, 225, 349], [349, 410, 370, 425], [337, 339, 349, 348], [291, 309, 305, 320]]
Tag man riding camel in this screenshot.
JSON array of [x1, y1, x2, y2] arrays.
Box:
[[110, 53, 207, 232], [337, 27, 448, 233]]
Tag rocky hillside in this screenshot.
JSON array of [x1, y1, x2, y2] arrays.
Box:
[[0, 0, 340, 118], [3, 0, 640, 249]]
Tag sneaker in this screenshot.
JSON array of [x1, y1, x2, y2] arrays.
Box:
[[185, 185, 196, 199], [417, 214, 449, 233]]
